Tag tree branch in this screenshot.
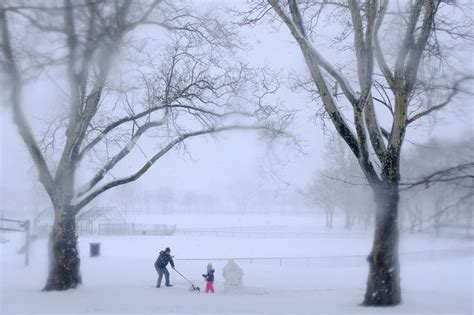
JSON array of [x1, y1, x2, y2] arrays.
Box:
[[288, 0, 307, 38], [268, 0, 359, 106], [401, 192, 474, 232], [78, 104, 252, 160], [76, 120, 166, 198], [394, 0, 424, 79], [400, 162, 474, 191], [407, 76, 474, 124], [374, 0, 394, 87], [405, 0, 436, 92], [72, 124, 277, 213], [268, 0, 361, 161], [0, 5, 57, 202]]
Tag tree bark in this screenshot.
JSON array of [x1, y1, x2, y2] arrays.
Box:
[[43, 208, 81, 291], [363, 182, 401, 305]]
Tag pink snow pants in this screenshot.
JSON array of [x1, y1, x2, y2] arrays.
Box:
[[205, 281, 215, 293]]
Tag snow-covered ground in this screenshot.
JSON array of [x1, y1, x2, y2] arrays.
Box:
[[1, 215, 473, 314]]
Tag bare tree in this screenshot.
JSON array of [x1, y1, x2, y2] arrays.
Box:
[[307, 171, 338, 228], [242, 0, 473, 306], [400, 136, 474, 234], [1, 0, 288, 291], [307, 137, 374, 229], [325, 136, 363, 229], [156, 187, 176, 214]]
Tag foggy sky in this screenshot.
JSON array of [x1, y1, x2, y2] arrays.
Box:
[[1, 0, 472, 214]]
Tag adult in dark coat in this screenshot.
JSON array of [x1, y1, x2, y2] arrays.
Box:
[[154, 247, 175, 287]]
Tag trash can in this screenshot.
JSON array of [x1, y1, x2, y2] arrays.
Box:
[[90, 243, 101, 257]]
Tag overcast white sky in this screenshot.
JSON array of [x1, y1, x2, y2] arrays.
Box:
[[1, 0, 472, 214]]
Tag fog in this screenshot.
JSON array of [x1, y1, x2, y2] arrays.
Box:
[[1, 1, 471, 217], [0, 0, 473, 314]]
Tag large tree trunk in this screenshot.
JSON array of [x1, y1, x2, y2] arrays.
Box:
[[363, 182, 401, 306], [43, 208, 81, 291]]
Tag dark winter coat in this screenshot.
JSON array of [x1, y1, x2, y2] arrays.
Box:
[[202, 269, 215, 282], [155, 251, 175, 269]]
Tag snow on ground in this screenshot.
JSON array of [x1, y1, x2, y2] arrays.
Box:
[[1, 215, 473, 314]]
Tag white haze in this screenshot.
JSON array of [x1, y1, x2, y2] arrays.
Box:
[[1, 1, 472, 217]]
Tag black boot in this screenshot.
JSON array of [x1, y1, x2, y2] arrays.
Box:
[[165, 283, 173, 287]]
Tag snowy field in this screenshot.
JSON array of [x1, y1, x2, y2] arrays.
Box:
[[1, 215, 473, 314]]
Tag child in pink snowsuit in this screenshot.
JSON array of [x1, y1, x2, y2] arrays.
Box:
[[202, 263, 215, 293]]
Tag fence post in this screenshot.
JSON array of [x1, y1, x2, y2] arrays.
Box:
[[24, 220, 30, 267]]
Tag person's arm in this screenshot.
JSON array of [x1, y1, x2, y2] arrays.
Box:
[[169, 256, 175, 268]]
